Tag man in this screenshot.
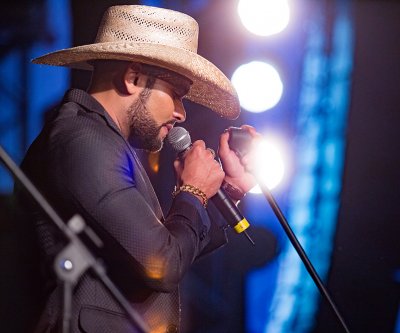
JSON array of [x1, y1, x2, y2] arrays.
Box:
[[20, 5, 260, 333]]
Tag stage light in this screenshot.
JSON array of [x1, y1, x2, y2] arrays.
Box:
[[237, 0, 290, 36], [231, 61, 283, 113], [250, 137, 286, 192]]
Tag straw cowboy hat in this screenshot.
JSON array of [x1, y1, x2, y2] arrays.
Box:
[[32, 5, 240, 120]]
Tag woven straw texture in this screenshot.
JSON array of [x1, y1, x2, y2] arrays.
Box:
[[32, 5, 240, 119]]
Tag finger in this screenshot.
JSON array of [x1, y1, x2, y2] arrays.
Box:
[[191, 140, 206, 149], [219, 130, 230, 149], [241, 126, 263, 143], [240, 124, 256, 134], [210, 162, 225, 178], [173, 159, 183, 172], [238, 125, 263, 153], [206, 147, 216, 159]]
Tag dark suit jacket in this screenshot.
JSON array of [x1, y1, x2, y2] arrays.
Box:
[[18, 89, 227, 333]]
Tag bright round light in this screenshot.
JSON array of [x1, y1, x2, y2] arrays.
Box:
[[238, 0, 290, 36], [250, 138, 285, 192], [231, 61, 283, 113]]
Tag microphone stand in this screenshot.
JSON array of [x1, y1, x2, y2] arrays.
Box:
[[227, 126, 350, 332], [255, 177, 351, 333], [0, 145, 150, 333]]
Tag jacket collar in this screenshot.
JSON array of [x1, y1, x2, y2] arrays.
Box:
[[62, 89, 121, 134], [62, 89, 164, 220]]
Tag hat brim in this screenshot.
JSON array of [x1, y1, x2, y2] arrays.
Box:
[[32, 42, 240, 120]]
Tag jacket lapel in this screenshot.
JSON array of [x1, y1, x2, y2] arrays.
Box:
[[62, 89, 164, 221]]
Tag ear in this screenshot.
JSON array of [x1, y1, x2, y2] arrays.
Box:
[[124, 63, 147, 95]]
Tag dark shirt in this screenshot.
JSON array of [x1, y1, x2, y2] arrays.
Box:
[[18, 89, 227, 333]]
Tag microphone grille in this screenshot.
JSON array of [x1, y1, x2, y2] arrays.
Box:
[[167, 127, 191, 153]]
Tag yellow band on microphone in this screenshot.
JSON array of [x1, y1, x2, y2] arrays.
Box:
[[233, 218, 250, 233]]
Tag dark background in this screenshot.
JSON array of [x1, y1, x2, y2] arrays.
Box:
[[314, 2, 400, 332]]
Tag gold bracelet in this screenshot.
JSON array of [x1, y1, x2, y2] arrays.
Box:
[[172, 184, 208, 208]]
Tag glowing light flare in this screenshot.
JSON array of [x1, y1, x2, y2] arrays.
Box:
[[231, 61, 283, 113], [145, 255, 166, 280], [250, 138, 286, 192], [148, 152, 160, 173], [238, 0, 290, 36]]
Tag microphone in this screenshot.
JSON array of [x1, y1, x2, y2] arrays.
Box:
[[167, 127, 254, 245]]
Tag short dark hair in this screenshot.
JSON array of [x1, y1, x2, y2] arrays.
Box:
[[90, 60, 192, 98]]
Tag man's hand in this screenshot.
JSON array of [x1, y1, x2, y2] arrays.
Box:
[[174, 140, 225, 200], [218, 125, 262, 195]]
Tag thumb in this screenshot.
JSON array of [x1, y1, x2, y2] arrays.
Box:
[[173, 158, 183, 180]]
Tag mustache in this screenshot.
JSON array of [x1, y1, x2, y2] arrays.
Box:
[[158, 119, 176, 130]]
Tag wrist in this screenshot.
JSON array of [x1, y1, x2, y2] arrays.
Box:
[[172, 184, 208, 208], [221, 180, 246, 202]]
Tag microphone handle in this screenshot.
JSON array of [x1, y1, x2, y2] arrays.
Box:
[[167, 129, 254, 245], [211, 189, 254, 245]]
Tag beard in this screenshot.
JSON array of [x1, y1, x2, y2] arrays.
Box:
[[127, 88, 164, 152]]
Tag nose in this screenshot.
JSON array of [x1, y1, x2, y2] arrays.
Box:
[[173, 98, 186, 123]]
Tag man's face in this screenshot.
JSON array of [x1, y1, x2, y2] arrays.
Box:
[[127, 77, 186, 152]]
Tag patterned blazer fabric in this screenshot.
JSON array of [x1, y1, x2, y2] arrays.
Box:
[[19, 89, 227, 333]]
